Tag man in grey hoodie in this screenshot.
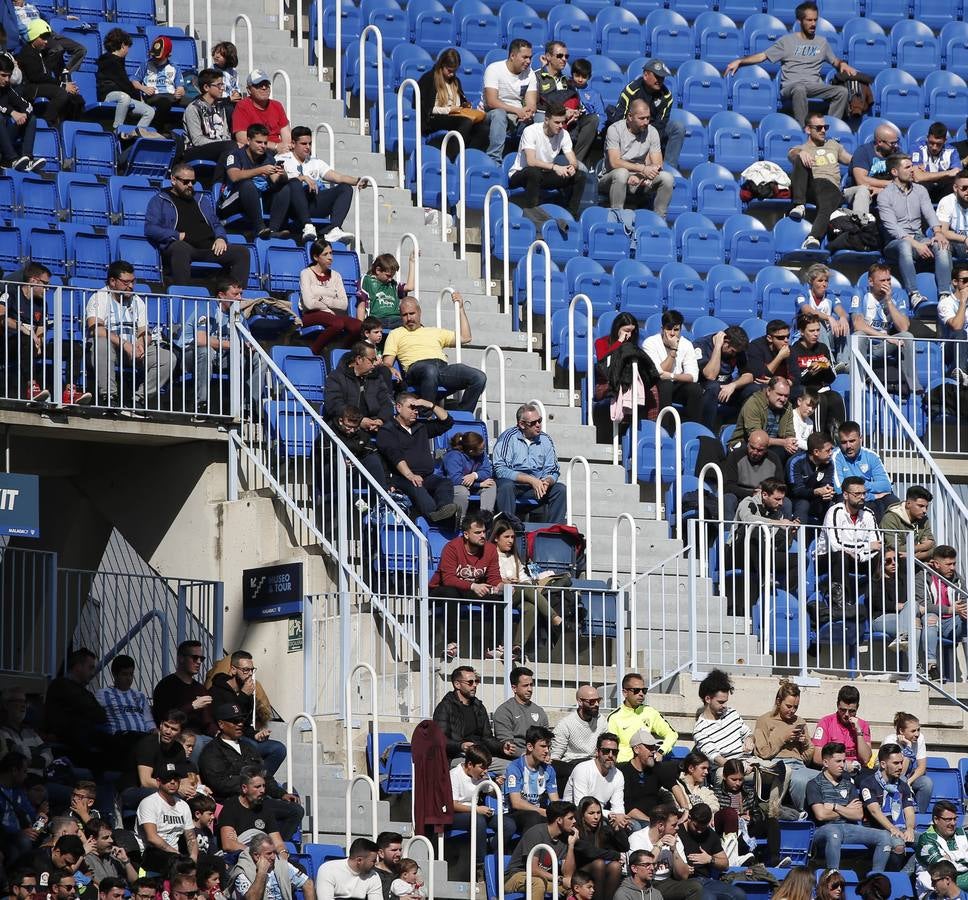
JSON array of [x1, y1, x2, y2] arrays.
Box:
[[612, 850, 662, 900]]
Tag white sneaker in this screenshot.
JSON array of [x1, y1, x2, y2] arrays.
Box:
[[25, 157, 46, 172], [888, 633, 909, 651], [801, 236, 820, 250], [301, 223, 317, 241], [323, 226, 354, 244], [955, 367, 968, 388], [788, 204, 805, 221], [910, 290, 928, 308]]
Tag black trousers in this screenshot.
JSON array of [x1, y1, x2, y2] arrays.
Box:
[[509, 166, 587, 217], [657, 380, 703, 425], [0, 114, 36, 162], [28, 83, 84, 127], [426, 114, 489, 158], [163, 240, 250, 285], [288, 181, 354, 230], [790, 158, 845, 241], [1, 331, 35, 398]]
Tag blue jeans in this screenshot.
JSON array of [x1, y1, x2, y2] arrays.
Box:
[[484, 109, 525, 164], [911, 774, 934, 813], [496, 478, 567, 524], [784, 760, 817, 811], [103, 90, 155, 130], [860, 331, 919, 392], [923, 614, 965, 664], [656, 118, 685, 170], [696, 877, 746, 900], [404, 359, 486, 412], [813, 822, 898, 870], [884, 234, 953, 299], [241, 736, 287, 777]]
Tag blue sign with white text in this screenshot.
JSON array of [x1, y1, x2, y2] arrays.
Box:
[[242, 562, 304, 620], [0, 473, 39, 538]]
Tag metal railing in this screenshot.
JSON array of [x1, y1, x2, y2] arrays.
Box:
[[314, 122, 336, 170], [397, 80, 423, 209], [230, 15, 253, 73], [525, 240, 552, 370], [469, 781, 505, 900], [655, 406, 683, 540], [353, 174, 380, 263], [479, 344, 508, 432], [396, 233, 420, 301], [440, 131, 467, 261], [565, 456, 592, 573], [358, 26, 385, 154], [285, 714, 319, 842], [611, 513, 638, 657], [567, 293, 594, 426], [345, 662, 380, 773], [435, 287, 462, 363], [344, 775, 379, 851], [483, 185, 510, 316], [271, 69, 292, 121]]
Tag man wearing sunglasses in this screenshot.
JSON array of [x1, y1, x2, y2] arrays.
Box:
[[848, 123, 901, 217], [915, 801, 968, 896], [788, 112, 853, 251], [562, 732, 630, 831], [534, 42, 597, 165], [937, 173, 968, 267], [607, 673, 677, 765], [152, 640, 218, 762], [938, 263, 968, 385], [925, 861, 968, 900], [231, 832, 316, 900]]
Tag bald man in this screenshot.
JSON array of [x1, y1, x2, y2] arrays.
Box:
[[551, 685, 608, 786], [721, 429, 787, 521], [848, 123, 901, 216]]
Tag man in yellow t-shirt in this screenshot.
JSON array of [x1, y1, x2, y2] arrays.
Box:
[[607, 672, 678, 764], [381, 295, 486, 413]]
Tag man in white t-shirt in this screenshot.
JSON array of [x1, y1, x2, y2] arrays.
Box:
[[507, 104, 586, 218], [276, 125, 364, 243], [482, 38, 538, 164], [598, 99, 673, 216], [84, 259, 174, 411], [642, 309, 702, 424], [938, 263, 968, 385], [937, 170, 968, 263], [315, 838, 384, 900], [562, 732, 630, 830], [135, 760, 197, 872]]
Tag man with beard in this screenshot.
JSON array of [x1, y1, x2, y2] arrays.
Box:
[[617, 731, 679, 828], [373, 832, 403, 900], [818, 475, 882, 608], [217, 767, 286, 856]]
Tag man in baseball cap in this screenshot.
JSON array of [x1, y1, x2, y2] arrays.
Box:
[[132, 34, 186, 130], [231, 69, 290, 152], [613, 58, 684, 169], [137, 759, 197, 870], [618, 730, 680, 830], [16, 19, 85, 127]]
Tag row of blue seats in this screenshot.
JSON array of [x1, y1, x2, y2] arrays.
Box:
[[50, 22, 199, 76], [30, 0, 154, 25]]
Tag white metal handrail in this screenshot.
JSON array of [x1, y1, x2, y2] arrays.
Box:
[[469, 781, 504, 900], [396, 232, 420, 301], [480, 344, 507, 432], [435, 287, 462, 363], [403, 836, 435, 900], [284, 714, 319, 843], [271, 69, 292, 118], [527, 398, 548, 422], [335, 0, 344, 99], [524, 844, 560, 900], [397, 80, 423, 209], [230, 15, 253, 73], [358, 26, 385, 154], [295, 0, 304, 47], [565, 456, 592, 574], [353, 175, 380, 266], [344, 775, 379, 852], [483, 185, 510, 316], [439, 131, 467, 261], [654, 406, 683, 539], [612, 513, 637, 656], [525, 240, 552, 370], [279, 0, 285, 31], [202, 0, 212, 67], [314, 0, 323, 81], [344, 661, 380, 777], [313, 122, 336, 169], [567, 293, 594, 426], [696, 462, 725, 584]]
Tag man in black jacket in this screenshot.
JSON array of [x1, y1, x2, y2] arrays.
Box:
[[324, 342, 393, 430], [16, 21, 84, 128], [613, 59, 683, 169], [787, 431, 835, 525], [432, 665, 517, 761], [0, 55, 43, 170], [43, 648, 109, 767], [198, 703, 303, 840]]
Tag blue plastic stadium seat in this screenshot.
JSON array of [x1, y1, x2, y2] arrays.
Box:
[[719, 0, 764, 16], [844, 17, 890, 72], [633, 220, 675, 270], [727, 64, 777, 123], [18, 175, 58, 222], [68, 179, 112, 227], [694, 12, 743, 70], [589, 57, 626, 108], [891, 20, 939, 82], [743, 13, 786, 60], [677, 60, 726, 119], [115, 181, 156, 226], [820, 0, 862, 26], [774, 217, 829, 263], [541, 215, 582, 265], [942, 22, 968, 73], [124, 138, 176, 179], [674, 212, 722, 273], [581, 208, 633, 266], [707, 263, 757, 325], [494, 217, 537, 264], [114, 0, 154, 24], [313, 0, 362, 59], [708, 110, 758, 174], [865, 0, 912, 28], [660, 262, 707, 325], [874, 69, 923, 129], [723, 214, 774, 275], [548, 6, 595, 58], [612, 259, 661, 320], [595, 8, 643, 66], [924, 72, 968, 132], [111, 229, 163, 282], [758, 112, 803, 173], [669, 109, 706, 173], [0, 225, 22, 272], [756, 265, 801, 321], [26, 225, 68, 277], [690, 161, 741, 223], [645, 10, 693, 69]]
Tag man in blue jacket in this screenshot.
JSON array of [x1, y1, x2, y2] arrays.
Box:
[[831, 421, 900, 520], [493, 402, 566, 523], [144, 161, 250, 286]]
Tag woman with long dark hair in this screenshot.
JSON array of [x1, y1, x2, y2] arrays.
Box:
[[789, 311, 846, 435], [417, 49, 488, 157], [573, 796, 627, 900]]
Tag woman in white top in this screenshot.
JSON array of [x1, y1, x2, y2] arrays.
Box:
[[491, 519, 562, 662], [299, 239, 362, 355], [878, 711, 933, 812], [796, 263, 850, 365]]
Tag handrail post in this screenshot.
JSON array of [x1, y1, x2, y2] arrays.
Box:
[[396, 232, 420, 301], [483, 185, 510, 316], [403, 836, 435, 900], [524, 845, 559, 900], [168, 0, 174, 27], [480, 345, 507, 432], [271, 69, 292, 120], [397, 80, 423, 208], [315, 0, 323, 80], [565, 456, 592, 573], [335, 0, 343, 100], [696, 462, 725, 584], [358, 26, 385, 153], [352, 175, 380, 268], [469, 781, 504, 900], [344, 775, 379, 851], [611, 513, 637, 659], [344, 661, 380, 780], [230, 15, 254, 73], [654, 406, 682, 539], [524, 240, 552, 368], [313, 122, 336, 171], [187, 0, 194, 45], [688, 519, 700, 681], [439, 131, 467, 260], [435, 287, 461, 363], [567, 293, 594, 425], [203, 0, 212, 66], [295, 0, 303, 46], [285, 714, 319, 843]]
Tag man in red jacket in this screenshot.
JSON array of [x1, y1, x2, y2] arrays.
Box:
[[429, 514, 501, 600]]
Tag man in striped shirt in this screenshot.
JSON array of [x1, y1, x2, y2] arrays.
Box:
[[692, 669, 756, 782], [96, 654, 155, 737]]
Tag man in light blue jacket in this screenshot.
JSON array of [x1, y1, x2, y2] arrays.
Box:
[[831, 420, 900, 520]]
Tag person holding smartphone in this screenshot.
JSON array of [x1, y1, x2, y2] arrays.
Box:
[[752, 680, 816, 814]]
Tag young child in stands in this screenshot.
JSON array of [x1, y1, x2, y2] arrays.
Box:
[[211, 41, 241, 106], [356, 253, 415, 328], [443, 432, 497, 527], [567, 871, 596, 900], [188, 794, 218, 857], [177, 730, 196, 759], [791, 389, 818, 452], [197, 861, 227, 900], [390, 859, 424, 900], [96, 27, 156, 135], [135, 36, 186, 132], [361, 315, 399, 389], [569, 59, 606, 141]]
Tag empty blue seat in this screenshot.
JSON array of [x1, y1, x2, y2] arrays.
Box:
[[18, 175, 58, 222], [410, 6, 455, 54], [494, 216, 537, 264], [708, 110, 757, 174], [844, 17, 891, 71], [633, 220, 675, 270], [314, 0, 362, 58], [67, 179, 112, 227], [727, 64, 777, 123], [582, 208, 633, 265], [891, 20, 939, 81], [690, 161, 741, 223], [707, 263, 757, 325], [26, 225, 68, 277], [758, 112, 803, 173], [645, 10, 693, 68], [667, 109, 706, 173], [942, 21, 968, 73], [678, 60, 726, 119], [612, 259, 661, 320], [674, 212, 723, 272], [125, 138, 176, 178], [595, 8, 643, 66], [668, 0, 711, 21], [865, 0, 912, 27], [924, 72, 968, 131], [774, 217, 828, 263], [723, 213, 774, 275], [264, 243, 307, 293], [743, 13, 786, 59], [0, 225, 22, 272], [549, 6, 595, 57], [694, 11, 743, 70], [874, 69, 923, 129], [72, 230, 112, 281], [660, 262, 707, 325], [821, 0, 862, 26], [756, 265, 801, 321]]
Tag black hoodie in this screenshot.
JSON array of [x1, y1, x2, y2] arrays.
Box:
[[95, 50, 137, 100]]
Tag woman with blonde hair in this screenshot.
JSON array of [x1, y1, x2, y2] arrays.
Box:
[[776, 866, 816, 900], [752, 679, 815, 813], [417, 48, 489, 157]]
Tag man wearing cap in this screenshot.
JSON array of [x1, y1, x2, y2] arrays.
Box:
[[133, 36, 187, 130], [607, 673, 678, 764], [724, 0, 856, 126], [16, 21, 84, 128], [614, 59, 683, 169], [232, 71, 290, 153], [599, 99, 674, 216], [199, 703, 304, 843], [135, 760, 198, 872], [618, 731, 679, 829]]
